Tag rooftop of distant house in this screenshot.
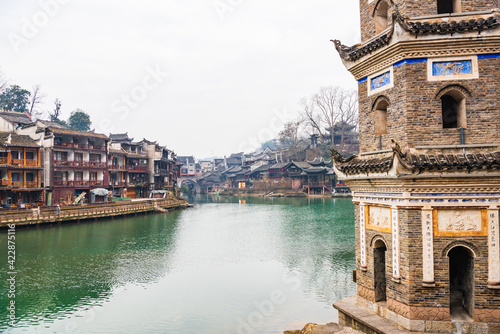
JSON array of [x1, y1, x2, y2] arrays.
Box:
[[0, 132, 40, 147], [0, 111, 33, 126]]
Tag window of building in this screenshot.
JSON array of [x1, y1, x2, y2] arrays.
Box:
[[374, 99, 389, 136], [75, 153, 83, 162], [75, 172, 83, 181], [441, 90, 466, 128], [437, 0, 461, 14], [54, 151, 68, 161], [90, 172, 97, 181], [374, 1, 389, 34], [54, 172, 68, 182]]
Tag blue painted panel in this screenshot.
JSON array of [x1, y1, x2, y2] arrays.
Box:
[[370, 71, 391, 90], [432, 60, 472, 76], [358, 77, 367, 84], [393, 58, 427, 68], [478, 53, 500, 59]]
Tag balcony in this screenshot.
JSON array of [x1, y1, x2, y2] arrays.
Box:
[[89, 161, 107, 168], [26, 181, 38, 188], [0, 179, 9, 186], [25, 159, 38, 167], [89, 144, 106, 151], [110, 181, 125, 187], [54, 142, 106, 151], [54, 160, 73, 167], [110, 164, 127, 171], [0, 157, 8, 164], [11, 159, 24, 166], [89, 180, 104, 186], [54, 180, 74, 187], [128, 164, 148, 172], [307, 182, 327, 188], [73, 180, 89, 187], [11, 181, 23, 188]]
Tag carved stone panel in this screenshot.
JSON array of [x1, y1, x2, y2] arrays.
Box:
[[433, 208, 487, 237], [367, 206, 392, 233]]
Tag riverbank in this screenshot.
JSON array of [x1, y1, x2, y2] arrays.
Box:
[[0, 197, 189, 229], [284, 322, 361, 334], [214, 188, 352, 198]]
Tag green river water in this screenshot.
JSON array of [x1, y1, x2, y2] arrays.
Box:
[[1, 196, 356, 334]]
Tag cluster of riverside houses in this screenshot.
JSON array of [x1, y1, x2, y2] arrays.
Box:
[[178, 148, 349, 195], [0, 111, 180, 207]]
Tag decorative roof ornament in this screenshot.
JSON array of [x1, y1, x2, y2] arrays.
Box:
[[332, 9, 500, 62]]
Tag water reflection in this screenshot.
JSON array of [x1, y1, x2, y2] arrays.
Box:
[[0, 196, 356, 334]]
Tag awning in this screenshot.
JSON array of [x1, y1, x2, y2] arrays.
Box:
[[91, 188, 109, 196]]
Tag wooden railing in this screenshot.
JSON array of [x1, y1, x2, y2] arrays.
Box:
[[110, 164, 127, 171], [128, 165, 148, 172], [89, 162, 107, 168], [26, 181, 38, 188], [0, 157, 8, 164], [54, 143, 106, 151], [73, 180, 89, 186], [11, 181, 23, 188], [25, 159, 38, 166]]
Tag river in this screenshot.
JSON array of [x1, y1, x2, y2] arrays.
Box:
[[0, 196, 356, 334]]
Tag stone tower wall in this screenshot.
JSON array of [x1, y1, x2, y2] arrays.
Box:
[[359, 0, 497, 43], [357, 56, 500, 152], [355, 203, 500, 321]]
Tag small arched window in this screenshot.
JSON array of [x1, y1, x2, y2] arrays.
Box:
[[441, 90, 466, 129], [437, 0, 461, 14], [374, 1, 389, 34], [374, 99, 389, 136]]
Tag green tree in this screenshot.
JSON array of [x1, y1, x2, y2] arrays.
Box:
[[0, 85, 31, 113], [68, 109, 91, 131]]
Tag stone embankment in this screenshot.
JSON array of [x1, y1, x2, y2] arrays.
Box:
[[0, 197, 189, 229], [284, 322, 361, 334]]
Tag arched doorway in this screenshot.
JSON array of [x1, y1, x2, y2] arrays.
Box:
[[373, 239, 387, 302], [448, 246, 474, 320]]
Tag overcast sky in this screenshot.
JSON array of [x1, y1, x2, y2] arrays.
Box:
[[1, 0, 360, 159]]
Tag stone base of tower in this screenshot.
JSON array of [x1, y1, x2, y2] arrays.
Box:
[[334, 295, 500, 333]]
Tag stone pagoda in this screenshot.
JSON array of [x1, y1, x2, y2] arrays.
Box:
[[331, 0, 500, 332]]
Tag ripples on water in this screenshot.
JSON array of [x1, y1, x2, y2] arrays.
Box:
[[0, 196, 355, 334]]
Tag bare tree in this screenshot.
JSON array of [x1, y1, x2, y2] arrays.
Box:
[[51, 98, 62, 119], [278, 121, 308, 161], [298, 86, 359, 152], [29, 85, 46, 117], [299, 98, 326, 144], [0, 71, 8, 93], [335, 89, 358, 152], [313, 86, 341, 145]]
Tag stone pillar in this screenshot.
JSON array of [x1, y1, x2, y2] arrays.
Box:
[[488, 208, 500, 287], [392, 206, 400, 280], [421, 208, 434, 285], [360, 203, 367, 270]]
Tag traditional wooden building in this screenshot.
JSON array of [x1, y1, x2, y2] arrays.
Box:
[[140, 139, 178, 192], [300, 167, 336, 195], [0, 133, 43, 206], [332, 1, 500, 332], [109, 133, 148, 198], [19, 122, 110, 205]]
